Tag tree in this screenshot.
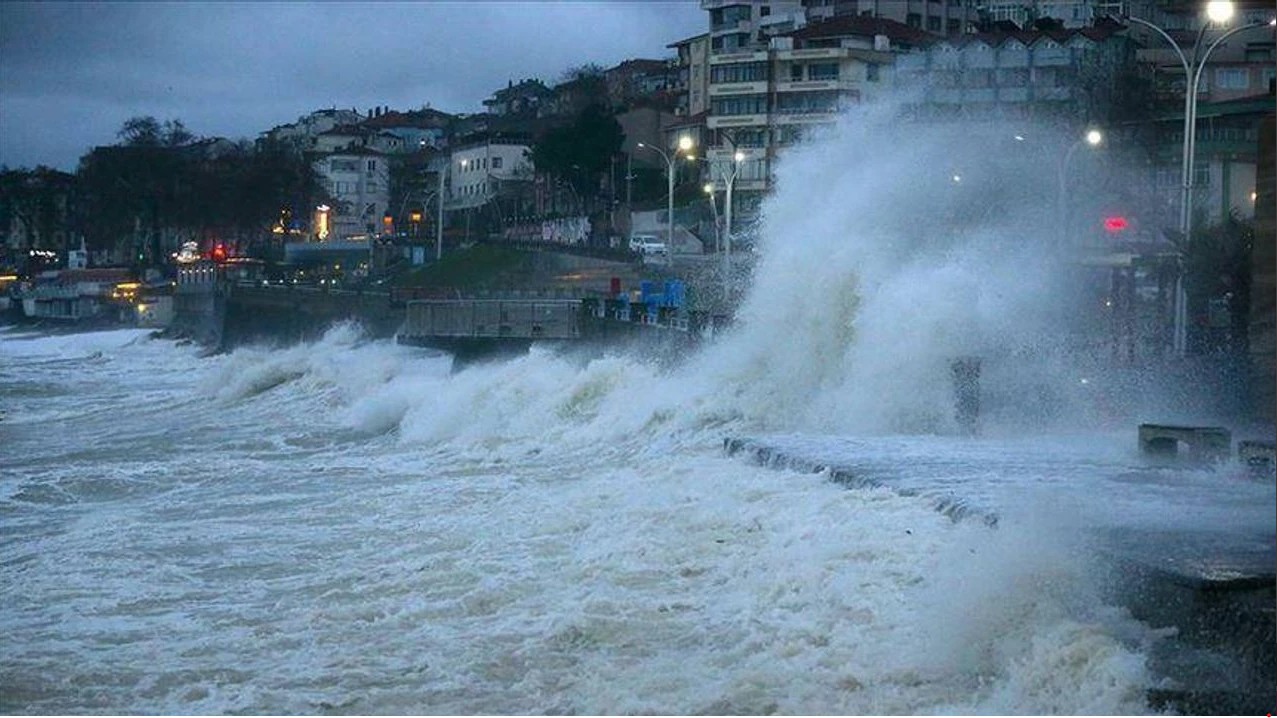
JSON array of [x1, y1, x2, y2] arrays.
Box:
[[530, 105, 623, 213], [117, 116, 195, 147], [1184, 213, 1253, 356], [76, 118, 328, 263], [0, 166, 75, 267]]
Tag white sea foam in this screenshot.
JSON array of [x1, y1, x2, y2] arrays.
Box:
[[1, 101, 1218, 714]]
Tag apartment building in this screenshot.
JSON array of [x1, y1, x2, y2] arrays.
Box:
[[312, 148, 390, 240], [669, 33, 713, 118], [895, 21, 1133, 124], [689, 3, 926, 195], [446, 138, 534, 211]]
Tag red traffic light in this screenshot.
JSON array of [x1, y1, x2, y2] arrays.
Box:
[[1103, 216, 1129, 233]]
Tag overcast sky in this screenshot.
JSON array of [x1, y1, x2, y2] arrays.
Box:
[[0, 1, 705, 171]]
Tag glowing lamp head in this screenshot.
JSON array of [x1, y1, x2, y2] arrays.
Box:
[[677, 135, 694, 152], [1085, 129, 1103, 146], [1206, 0, 1235, 23], [733, 150, 746, 163], [703, 183, 714, 194]]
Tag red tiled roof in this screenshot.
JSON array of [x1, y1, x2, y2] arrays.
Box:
[[787, 15, 936, 47]]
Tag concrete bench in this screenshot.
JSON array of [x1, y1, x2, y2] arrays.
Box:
[[1138, 424, 1232, 461], [1237, 440, 1276, 471]]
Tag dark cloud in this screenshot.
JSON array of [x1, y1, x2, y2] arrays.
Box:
[[0, 1, 704, 170]]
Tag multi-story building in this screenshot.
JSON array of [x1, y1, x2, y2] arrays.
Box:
[[361, 108, 452, 151], [260, 108, 364, 152], [484, 79, 555, 117], [814, 0, 982, 34], [669, 33, 713, 117], [446, 138, 534, 212], [312, 148, 390, 240], [894, 21, 1133, 125], [604, 59, 678, 110], [696, 11, 925, 196]]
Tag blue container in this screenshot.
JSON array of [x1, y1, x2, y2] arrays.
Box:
[[640, 281, 655, 304], [663, 280, 685, 308]]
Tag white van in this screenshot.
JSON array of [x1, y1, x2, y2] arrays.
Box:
[[628, 234, 669, 256]]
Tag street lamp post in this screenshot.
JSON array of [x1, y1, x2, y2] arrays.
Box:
[[1055, 128, 1104, 249], [714, 148, 746, 301], [637, 136, 694, 251], [703, 183, 720, 253], [1123, 2, 1274, 355], [436, 166, 445, 261]]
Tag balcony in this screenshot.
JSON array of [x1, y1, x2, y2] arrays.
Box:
[[709, 80, 769, 96], [774, 47, 848, 61], [1035, 86, 1073, 101], [772, 112, 838, 125], [710, 50, 769, 64], [997, 86, 1030, 102], [774, 79, 857, 93], [711, 19, 753, 34], [708, 113, 769, 129]]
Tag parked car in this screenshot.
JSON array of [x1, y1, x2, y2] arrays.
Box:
[[628, 234, 668, 256]]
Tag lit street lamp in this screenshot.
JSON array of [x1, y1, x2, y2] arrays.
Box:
[[637, 136, 694, 251], [1056, 128, 1104, 248], [1121, 1, 1274, 355]]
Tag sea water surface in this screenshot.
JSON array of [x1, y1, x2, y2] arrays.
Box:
[[3, 112, 1261, 715], [1, 325, 1164, 715]]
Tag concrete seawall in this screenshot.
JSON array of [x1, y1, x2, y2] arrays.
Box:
[[723, 434, 1275, 714]]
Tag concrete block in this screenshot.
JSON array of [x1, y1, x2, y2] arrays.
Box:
[[1138, 424, 1232, 461]]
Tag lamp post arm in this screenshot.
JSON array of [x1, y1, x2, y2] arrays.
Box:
[[1125, 16, 1190, 74], [1127, 15, 1195, 237], [1184, 20, 1273, 240]]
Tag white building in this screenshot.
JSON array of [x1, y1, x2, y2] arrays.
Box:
[[261, 108, 364, 150], [312, 148, 391, 240], [446, 139, 534, 211]]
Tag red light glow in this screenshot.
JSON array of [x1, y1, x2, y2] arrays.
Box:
[[1103, 216, 1129, 233]]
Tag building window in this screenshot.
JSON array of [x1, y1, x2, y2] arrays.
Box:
[[996, 68, 1028, 86], [492, 156, 503, 169], [366, 182, 379, 193], [907, 12, 921, 27], [760, 5, 770, 16], [775, 90, 839, 114], [710, 6, 751, 32], [729, 129, 768, 147], [866, 63, 880, 82], [947, 18, 961, 33], [809, 62, 839, 80], [366, 160, 377, 172], [711, 94, 769, 115], [712, 61, 769, 84], [1215, 67, 1249, 89]]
